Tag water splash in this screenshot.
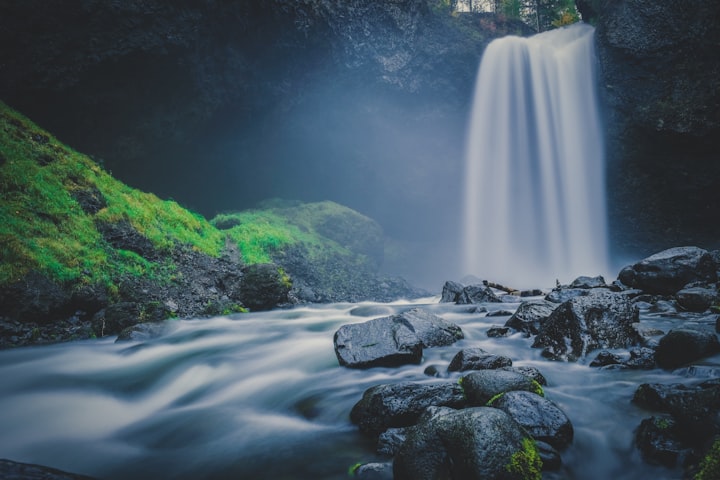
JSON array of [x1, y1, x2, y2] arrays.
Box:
[[462, 23, 609, 288]]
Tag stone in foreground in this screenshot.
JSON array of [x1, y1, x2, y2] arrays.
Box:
[[334, 308, 462, 368], [532, 289, 641, 361], [393, 407, 541, 480]]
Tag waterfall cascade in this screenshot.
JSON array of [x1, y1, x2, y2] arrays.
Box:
[[462, 23, 609, 288]]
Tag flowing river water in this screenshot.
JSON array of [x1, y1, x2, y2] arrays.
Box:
[[0, 296, 717, 479]]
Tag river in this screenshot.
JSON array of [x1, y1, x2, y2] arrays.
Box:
[[0, 296, 717, 479]]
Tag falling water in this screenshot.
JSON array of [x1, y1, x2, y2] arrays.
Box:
[[462, 23, 609, 288]]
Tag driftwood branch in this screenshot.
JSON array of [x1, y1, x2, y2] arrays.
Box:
[[482, 280, 520, 295]]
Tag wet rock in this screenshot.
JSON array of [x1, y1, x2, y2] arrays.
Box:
[[569, 275, 607, 289], [626, 347, 657, 369], [92, 302, 143, 337], [440, 280, 464, 303], [461, 369, 543, 406], [447, 348, 512, 372], [423, 364, 444, 378], [655, 328, 720, 369], [545, 288, 590, 304], [532, 290, 641, 361], [505, 300, 557, 336], [488, 390, 574, 449], [590, 350, 624, 368], [393, 407, 541, 480], [675, 286, 717, 313], [486, 325, 511, 337], [499, 366, 548, 386], [238, 263, 291, 311], [334, 309, 463, 369], [590, 347, 656, 370], [352, 462, 393, 479], [350, 381, 466, 435], [486, 310, 514, 317], [535, 440, 562, 470], [377, 427, 408, 456], [116, 321, 170, 342], [633, 379, 720, 442], [635, 416, 689, 468], [0, 459, 96, 479], [617, 247, 717, 295], [457, 284, 502, 304], [401, 308, 464, 348]]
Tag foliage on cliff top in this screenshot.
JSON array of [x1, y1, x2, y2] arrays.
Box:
[[0, 100, 224, 288], [211, 199, 382, 268]]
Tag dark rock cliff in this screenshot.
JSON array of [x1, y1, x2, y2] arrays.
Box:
[[0, 0, 529, 253], [587, 0, 720, 258]]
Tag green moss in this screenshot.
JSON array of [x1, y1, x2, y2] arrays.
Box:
[[695, 438, 720, 480], [530, 380, 545, 397], [506, 437, 542, 480], [486, 392, 505, 406], [347, 462, 362, 476], [0, 100, 225, 289]]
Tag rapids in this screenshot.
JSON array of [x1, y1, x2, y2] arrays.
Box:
[[0, 297, 717, 479]]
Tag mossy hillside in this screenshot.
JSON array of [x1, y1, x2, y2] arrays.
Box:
[[211, 200, 383, 269], [0, 100, 224, 293]]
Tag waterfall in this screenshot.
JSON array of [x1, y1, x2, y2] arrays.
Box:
[[462, 23, 608, 288]]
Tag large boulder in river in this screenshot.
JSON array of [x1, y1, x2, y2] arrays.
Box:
[[447, 347, 512, 372], [350, 381, 467, 435], [488, 391, 574, 450], [505, 300, 557, 335], [675, 287, 718, 313], [457, 284, 502, 304], [334, 308, 463, 368], [461, 369, 544, 406], [440, 281, 465, 303], [532, 289, 641, 361], [393, 406, 542, 480], [617, 247, 717, 295], [654, 328, 720, 370]]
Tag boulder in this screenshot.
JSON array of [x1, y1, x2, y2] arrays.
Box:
[[545, 288, 590, 304], [447, 348, 512, 372], [440, 281, 464, 303], [675, 286, 717, 313], [486, 325, 511, 338], [115, 321, 170, 342], [334, 309, 463, 369], [461, 369, 543, 406], [457, 284, 502, 304], [568, 275, 607, 289], [632, 379, 720, 442], [635, 416, 689, 468], [393, 407, 542, 480], [590, 347, 656, 370], [499, 366, 548, 386], [401, 308, 464, 348], [654, 328, 720, 369], [238, 263, 291, 311], [488, 390, 574, 449], [349, 381, 466, 435], [617, 247, 717, 295], [505, 300, 557, 335], [532, 290, 641, 361]]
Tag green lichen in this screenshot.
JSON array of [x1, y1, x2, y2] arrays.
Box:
[[347, 462, 362, 476], [486, 392, 505, 406], [695, 438, 720, 480], [530, 379, 545, 397], [506, 437, 542, 480]]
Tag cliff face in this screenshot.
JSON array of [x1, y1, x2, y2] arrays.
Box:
[[0, 1, 529, 249], [589, 0, 720, 258]]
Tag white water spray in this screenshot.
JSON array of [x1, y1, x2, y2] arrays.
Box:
[[462, 23, 609, 288]]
